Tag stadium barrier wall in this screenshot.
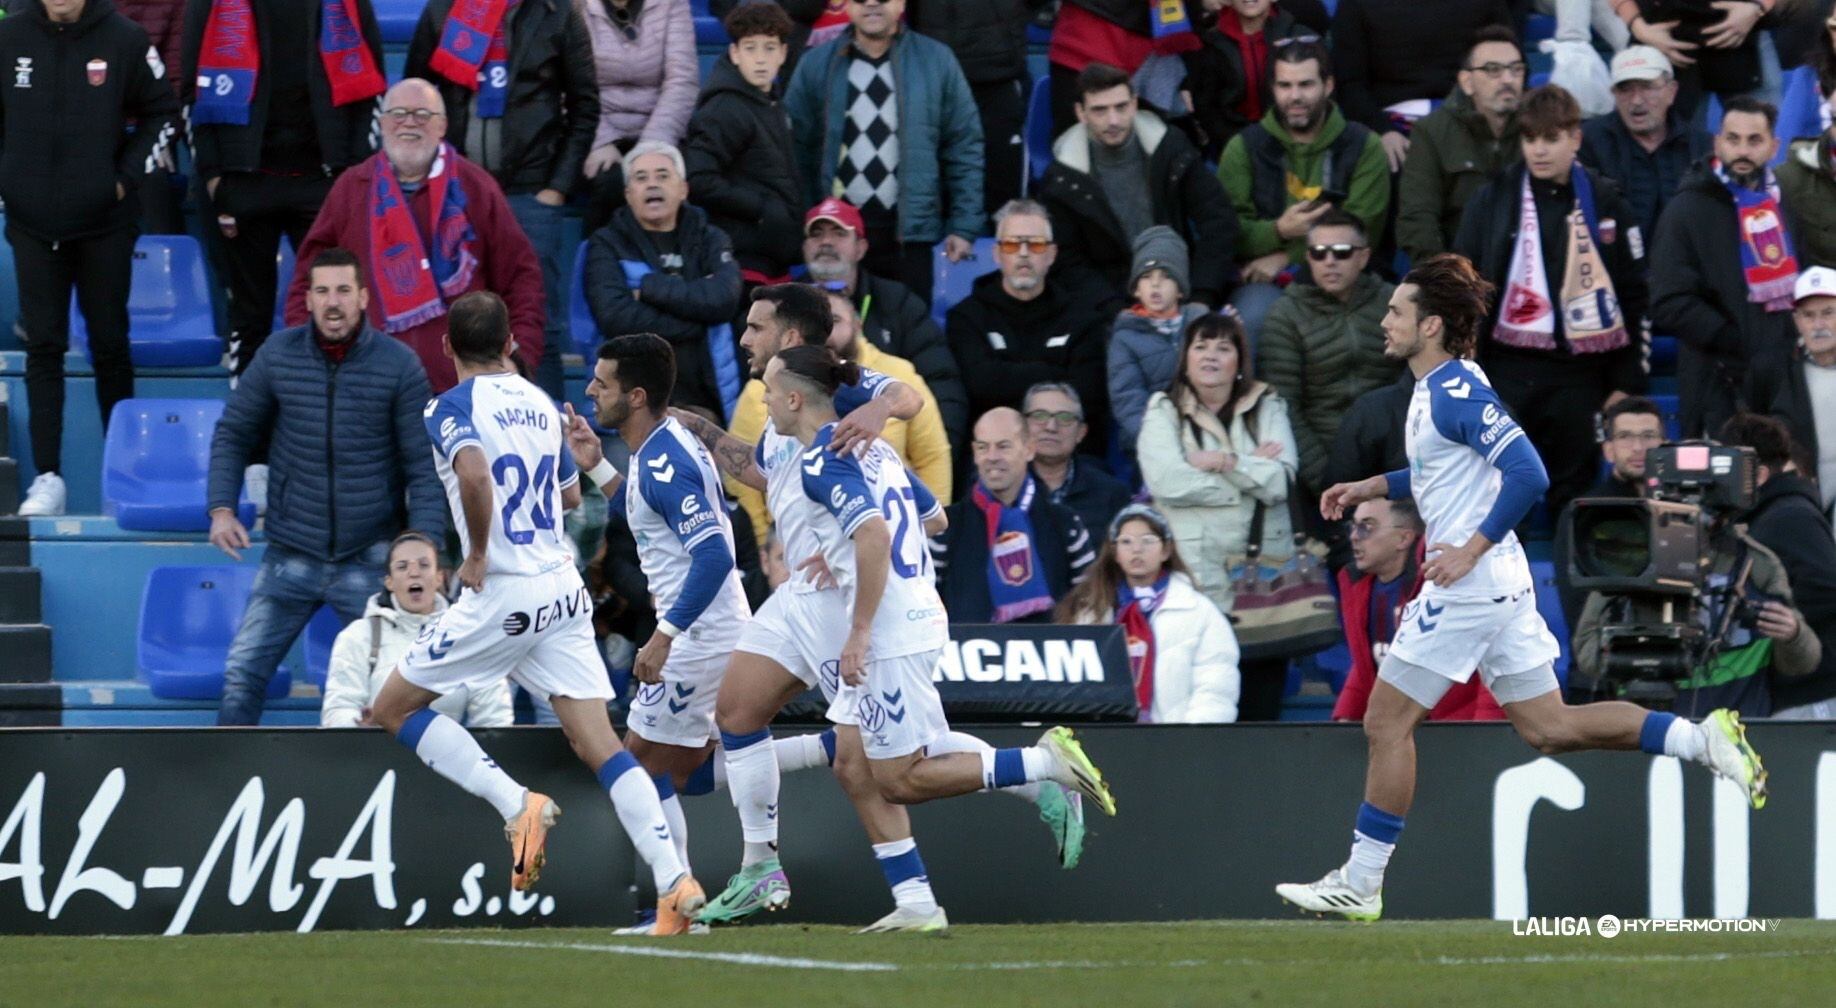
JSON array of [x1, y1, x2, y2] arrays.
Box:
[[2, 723, 1834, 935]]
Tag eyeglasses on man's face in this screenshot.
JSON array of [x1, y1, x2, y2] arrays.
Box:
[[1349, 521, 1406, 540], [383, 107, 443, 126], [1025, 409, 1081, 428], [1610, 429, 1665, 445], [1465, 60, 1526, 78]]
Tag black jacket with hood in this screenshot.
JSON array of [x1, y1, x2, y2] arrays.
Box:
[[1744, 472, 1836, 711], [0, 0, 179, 242], [682, 55, 801, 277]]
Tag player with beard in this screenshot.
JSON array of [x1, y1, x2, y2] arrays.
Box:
[[670, 283, 1093, 931], [1275, 254, 1767, 921]]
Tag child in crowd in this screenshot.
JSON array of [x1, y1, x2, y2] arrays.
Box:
[[1108, 226, 1214, 452]]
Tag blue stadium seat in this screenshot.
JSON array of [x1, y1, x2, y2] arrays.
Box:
[[71, 235, 220, 367], [930, 237, 1000, 330], [569, 240, 599, 356], [1649, 332, 1678, 374], [302, 605, 344, 689], [138, 565, 292, 701], [0, 214, 16, 345], [373, 0, 421, 44], [1528, 72, 1550, 91], [1778, 65, 1822, 149], [1651, 393, 1681, 440], [102, 399, 256, 532], [1025, 74, 1053, 183], [1529, 560, 1571, 688], [1525, 14, 1556, 47]]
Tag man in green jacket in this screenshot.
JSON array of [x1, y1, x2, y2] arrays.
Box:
[[1255, 209, 1401, 498], [1218, 38, 1388, 340], [1395, 25, 1524, 262], [1777, 124, 1836, 271]]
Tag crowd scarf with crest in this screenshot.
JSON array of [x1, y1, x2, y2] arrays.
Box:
[[192, 0, 385, 125], [1118, 572, 1172, 723], [1493, 163, 1629, 354], [430, 0, 523, 118], [369, 144, 480, 333], [1712, 157, 1800, 312], [971, 475, 1055, 624]]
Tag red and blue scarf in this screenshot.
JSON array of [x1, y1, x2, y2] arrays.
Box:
[[369, 145, 479, 333], [193, 0, 384, 125], [1713, 158, 1799, 312], [1118, 573, 1171, 723], [430, 0, 522, 119], [971, 475, 1054, 624]]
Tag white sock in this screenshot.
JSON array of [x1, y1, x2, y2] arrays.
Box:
[[399, 709, 525, 821], [872, 837, 938, 914], [1670, 718, 1709, 763], [1342, 831, 1395, 898], [775, 731, 834, 774], [655, 781, 691, 876], [600, 754, 687, 892], [721, 729, 781, 861], [932, 731, 1041, 801]]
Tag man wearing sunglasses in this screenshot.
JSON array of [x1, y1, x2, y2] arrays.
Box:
[[284, 78, 546, 393], [1258, 209, 1401, 502], [783, 0, 983, 304]]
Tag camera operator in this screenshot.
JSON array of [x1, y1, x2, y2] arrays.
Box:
[[1572, 445, 1821, 717], [1554, 396, 1663, 626], [1720, 413, 1836, 719]]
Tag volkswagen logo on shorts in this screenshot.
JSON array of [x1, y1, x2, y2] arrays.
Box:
[[636, 682, 666, 707], [857, 693, 886, 733], [502, 612, 531, 636], [819, 660, 840, 695]]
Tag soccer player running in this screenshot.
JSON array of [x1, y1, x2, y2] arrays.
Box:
[[557, 332, 788, 931], [1277, 255, 1767, 922], [671, 284, 1096, 932], [365, 293, 705, 935]]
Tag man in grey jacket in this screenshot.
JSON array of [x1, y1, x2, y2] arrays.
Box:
[[208, 247, 447, 725]]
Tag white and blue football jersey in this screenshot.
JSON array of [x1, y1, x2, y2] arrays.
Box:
[[756, 364, 895, 595], [624, 417, 749, 658], [796, 423, 948, 658], [424, 373, 578, 578], [1402, 358, 1535, 599]]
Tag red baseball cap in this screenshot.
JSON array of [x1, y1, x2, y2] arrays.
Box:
[[805, 197, 864, 236]]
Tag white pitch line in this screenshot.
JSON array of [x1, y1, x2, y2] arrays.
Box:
[[425, 937, 898, 972], [1431, 948, 1836, 967]]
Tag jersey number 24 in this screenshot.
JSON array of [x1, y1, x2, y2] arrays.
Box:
[[493, 454, 556, 544]]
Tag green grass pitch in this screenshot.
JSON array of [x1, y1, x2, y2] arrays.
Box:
[[4, 920, 1834, 1007]]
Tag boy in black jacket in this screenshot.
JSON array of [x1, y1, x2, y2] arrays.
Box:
[[0, 0, 179, 516], [684, 3, 802, 289]]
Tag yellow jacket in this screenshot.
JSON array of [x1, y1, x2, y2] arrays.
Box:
[[729, 339, 953, 534]]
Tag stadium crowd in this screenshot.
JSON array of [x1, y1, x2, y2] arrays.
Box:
[[4, 0, 1836, 726]]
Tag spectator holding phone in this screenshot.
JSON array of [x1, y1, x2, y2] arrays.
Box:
[[1217, 38, 1388, 342]]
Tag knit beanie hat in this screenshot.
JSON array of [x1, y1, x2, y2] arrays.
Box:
[[1130, 225, 1190, 296]]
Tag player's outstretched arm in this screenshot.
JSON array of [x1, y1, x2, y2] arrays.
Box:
[[840, 517, 892, 687], [670, 407, 766, 491], [1319, 473, 1393, 520], [451, 446, 495, 591]]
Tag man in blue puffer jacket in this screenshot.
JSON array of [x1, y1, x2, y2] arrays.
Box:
[[783, 0, 983, 304], [207, 246, 448, 725]]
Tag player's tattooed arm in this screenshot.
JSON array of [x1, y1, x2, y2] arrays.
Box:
[[671, 408, 766, 491]]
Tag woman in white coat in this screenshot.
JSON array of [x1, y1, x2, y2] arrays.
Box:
[[1057, 504, 1241, 723], [1137, 310, 1299, 720], [320, 534, 512, 728]]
